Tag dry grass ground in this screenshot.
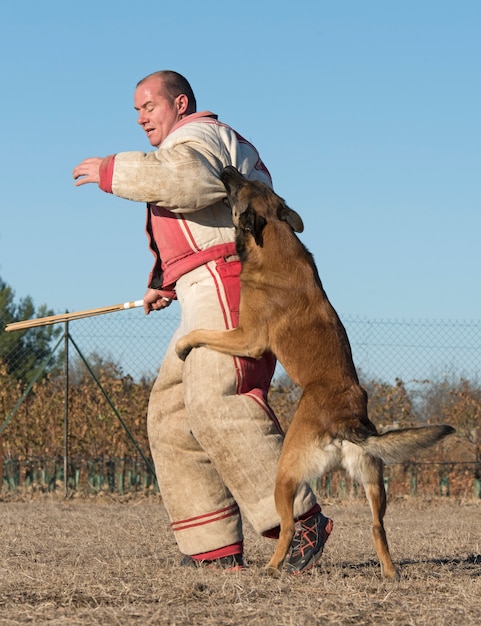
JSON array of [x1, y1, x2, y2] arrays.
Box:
[[0, 494, 480, 625]]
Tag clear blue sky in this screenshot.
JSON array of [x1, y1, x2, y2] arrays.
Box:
[[1, 0, 479, 323]]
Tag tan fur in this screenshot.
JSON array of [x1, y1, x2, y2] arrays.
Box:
[[176, 166, 454, 578]]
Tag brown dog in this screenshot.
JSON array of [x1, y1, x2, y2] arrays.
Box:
[[176, 166, 454, 579]]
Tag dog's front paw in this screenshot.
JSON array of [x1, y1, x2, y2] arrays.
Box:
[[175, 338, 193, 361]]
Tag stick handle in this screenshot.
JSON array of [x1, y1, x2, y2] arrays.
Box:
[[4, 300, 144, 332], [122, 300, 144, 310]]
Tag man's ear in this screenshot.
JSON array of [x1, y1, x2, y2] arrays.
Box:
[[240, 207, 267, 246], [175, 93, 189, 115], [277, 201, 304, 233]]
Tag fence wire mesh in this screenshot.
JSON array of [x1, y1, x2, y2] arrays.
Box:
[[2, 308, 481, 496], [36, 307, 480, 386], [345, 316, 481, 386]]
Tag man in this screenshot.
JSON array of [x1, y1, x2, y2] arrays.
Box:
[[73, 70, 333, 572]]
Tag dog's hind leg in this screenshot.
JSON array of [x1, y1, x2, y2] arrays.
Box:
[[344, 445, 398, 580], [365, 471, 399, 580]]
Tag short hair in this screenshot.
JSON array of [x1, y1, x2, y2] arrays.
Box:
[[137, 70, 197, 113]]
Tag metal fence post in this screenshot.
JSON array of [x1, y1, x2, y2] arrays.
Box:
[[64, 319, 69, 497]]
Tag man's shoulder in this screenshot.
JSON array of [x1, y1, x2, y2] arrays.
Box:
[[163, 115, 245, 157]]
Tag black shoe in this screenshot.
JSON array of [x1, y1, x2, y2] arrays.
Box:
[[180, 553, 245, 571], [285, 512, 333, 574]]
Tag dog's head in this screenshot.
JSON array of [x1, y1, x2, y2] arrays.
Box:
[[220, 166, 303, 246]]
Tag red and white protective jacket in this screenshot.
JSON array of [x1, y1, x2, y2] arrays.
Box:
[[98, 111, 272, 294]]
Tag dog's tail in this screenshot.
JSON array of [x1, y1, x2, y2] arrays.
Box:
[[356, 424, 455, 465]]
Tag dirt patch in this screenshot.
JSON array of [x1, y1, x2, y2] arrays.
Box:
[[0, 495, 480, 625]]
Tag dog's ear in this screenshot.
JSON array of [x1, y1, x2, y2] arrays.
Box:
[[240, 206, 267, 246], [277, 202, 304, 233]]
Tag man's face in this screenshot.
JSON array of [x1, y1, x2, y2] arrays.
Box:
[[134, 77, 182, 147]]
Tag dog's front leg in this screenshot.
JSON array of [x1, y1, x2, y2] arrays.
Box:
[[175, 327, 267, 361]]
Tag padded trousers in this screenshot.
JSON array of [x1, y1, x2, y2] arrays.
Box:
[[147, 257, 316, 556]]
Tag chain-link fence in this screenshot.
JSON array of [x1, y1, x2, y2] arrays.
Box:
[[345, 316, 481, 386], [14, 307, 481, 384], [1, 308, 481, 496], [60, 304, 182, 382], [49, 307, 480, 386]]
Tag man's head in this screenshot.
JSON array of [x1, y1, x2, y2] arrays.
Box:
[[134, 70, 197, 147]]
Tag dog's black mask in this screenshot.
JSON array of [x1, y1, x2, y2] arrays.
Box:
[[239, 206, 267, 247]]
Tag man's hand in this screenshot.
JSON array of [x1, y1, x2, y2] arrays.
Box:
[[143, 288, 173, 315], [72, 157, 104, 186]]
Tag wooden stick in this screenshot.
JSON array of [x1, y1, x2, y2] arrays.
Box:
[[4, 300, 144, 332]]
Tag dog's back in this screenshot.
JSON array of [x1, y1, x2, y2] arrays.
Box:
[[240, 183, 453, 446]]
